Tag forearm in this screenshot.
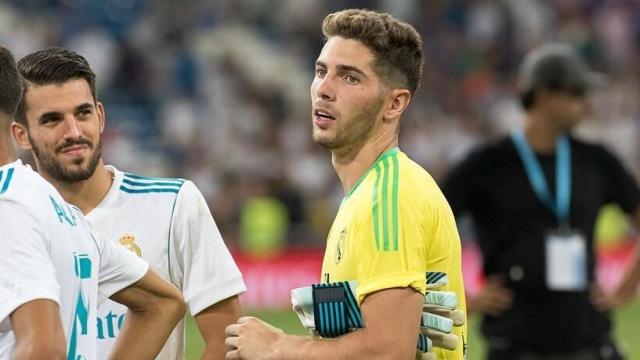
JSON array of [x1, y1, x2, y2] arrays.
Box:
[[109, 299, 185, 359], [11, 299, 66, 360], [14, 337, 66, 360], [200, 344, 225, 360], [272, 290, 421, 360], [226, 288, 422, 360], [198, 296, 243, 360], [273, 328, 415, 360]]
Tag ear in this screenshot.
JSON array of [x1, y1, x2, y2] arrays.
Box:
[[10, 121, 32, 150], [382, 89, 411, 123], [96, 102, 105, 134]]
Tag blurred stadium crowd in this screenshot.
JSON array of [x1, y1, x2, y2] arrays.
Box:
[[2, 0, 640, 250]]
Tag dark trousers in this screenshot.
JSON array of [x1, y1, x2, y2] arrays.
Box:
[[487, 341, 624, 360]]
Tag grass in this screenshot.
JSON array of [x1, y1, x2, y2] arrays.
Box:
[[185, 300, 640, 359]]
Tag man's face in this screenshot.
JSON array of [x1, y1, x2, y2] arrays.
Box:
[[310, 36, 386, 151], [18, 78, 103, 182], [541, 88, 588, 131]]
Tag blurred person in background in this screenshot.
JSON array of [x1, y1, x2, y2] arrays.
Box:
[[442, 43, 640, 360], [225, 9, 466, 360], [11, 46, 246, 360], [0, 45, 186, 360]]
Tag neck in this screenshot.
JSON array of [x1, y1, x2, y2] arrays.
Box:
[[0, 132, 16, 166], [331, 132, 398, 195], [42, 160, 112, 214], [523, 112, 566, 154]]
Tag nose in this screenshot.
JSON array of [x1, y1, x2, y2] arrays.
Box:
[[312, 75, 336, 102], [62, 115, 82, 140]]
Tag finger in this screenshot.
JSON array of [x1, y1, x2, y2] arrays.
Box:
[[423, 307, 466, 326], [423, 328, 458, 350], [488, 294, 512, 309], [478, 298, 510, 316], [225, 335, 239, 350], [416, 351, 437, 360], [484, 307, 505, 317], [486, 282, 513, 298], [485, 289, 513, 306], [225, 323, 242, 336], [226, 349, 240, 360], [448, 309, 465, 326], [484, 298, 512, 314], [485, 274, 508, 285], [237, 316, 256, 324]]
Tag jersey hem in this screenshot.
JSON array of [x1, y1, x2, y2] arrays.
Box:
[[355, 271, 425, 305], [0, 283, 60, 329], [98, 261, 149, 305], [186, 275, 247, 315]]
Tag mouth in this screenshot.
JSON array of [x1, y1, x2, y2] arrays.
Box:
[[313, 108, 336, 130], [60, 144, 89, 156], [314, 109, 336, 120]]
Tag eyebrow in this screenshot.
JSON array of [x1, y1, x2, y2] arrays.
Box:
[[315, 61, 368, 78], [39, 102, 94, 123]]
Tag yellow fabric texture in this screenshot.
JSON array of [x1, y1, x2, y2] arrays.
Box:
[[321, 148, 468, 360]]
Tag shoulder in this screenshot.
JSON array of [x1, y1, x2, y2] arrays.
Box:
[[395, 152, 441, 198], [0, 164, 18, 196], [459, 136, 513, 167], [442, 136, 515, 189], [397, 153, 453, 213], [570, 136, 617, 158], [569, 136, 630, 168], [118, 172, 187, 196], [1, 165, 60, 209]]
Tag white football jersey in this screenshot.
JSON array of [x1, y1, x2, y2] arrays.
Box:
[[0, 160, 148, 359], [90, 166, 246, 360]]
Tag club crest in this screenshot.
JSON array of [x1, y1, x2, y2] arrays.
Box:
[[118, 234, 142, 257]]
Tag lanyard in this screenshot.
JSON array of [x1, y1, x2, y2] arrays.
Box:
[[511, 130, 571, 226]]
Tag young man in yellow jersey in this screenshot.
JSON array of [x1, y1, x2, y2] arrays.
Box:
[[225, 9, 467, 360]]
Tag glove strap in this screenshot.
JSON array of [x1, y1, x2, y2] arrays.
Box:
[[312, 282, 363, 338]]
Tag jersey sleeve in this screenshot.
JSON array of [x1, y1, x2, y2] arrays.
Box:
[[596, 146, 640, 214], [169, 181, 246, 315], [0, 201, 60, 330], [354, 181, 428, 304], [92, 228, 149, 305]]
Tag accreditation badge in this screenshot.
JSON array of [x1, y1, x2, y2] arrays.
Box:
[[545, 229, 587, 291]]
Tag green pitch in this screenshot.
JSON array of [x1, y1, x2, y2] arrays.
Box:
[[185, 300, 640, 359]]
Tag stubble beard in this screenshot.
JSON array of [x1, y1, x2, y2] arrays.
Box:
[[312, 99, 383, 151], [30, 135, 102, 183]]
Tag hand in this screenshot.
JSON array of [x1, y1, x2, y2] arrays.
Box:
[[225, 316, 285, 360], [468, 275, 513, 317], [590, 282, 634, 311]]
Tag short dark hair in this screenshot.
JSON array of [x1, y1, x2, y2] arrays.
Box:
[[0, 45, 23, 118], [518, 43, 598, 110], [322, 9, 423, 94], [16, 47, 96, 125]]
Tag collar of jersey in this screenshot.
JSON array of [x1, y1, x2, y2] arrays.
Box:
[[0, 159, 23, 170], [86, 165, 122, 217], [345, 147, 400, 199]]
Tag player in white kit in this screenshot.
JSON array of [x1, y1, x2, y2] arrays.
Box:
[[13, 47, 246, 359], [0, 46, 186, 359]]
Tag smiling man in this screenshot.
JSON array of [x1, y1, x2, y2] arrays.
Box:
[[0, 45, 185, 360], [225, 9, 466, 360], [12, 47, 246, 360]]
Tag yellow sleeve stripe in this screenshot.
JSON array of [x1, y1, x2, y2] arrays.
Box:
[[392, 154, 399, 251], [373, 165, 381, 250], [372, 153, 400, 251]]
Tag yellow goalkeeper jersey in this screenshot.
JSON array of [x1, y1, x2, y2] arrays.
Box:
[[321, 147, 467, 360]]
